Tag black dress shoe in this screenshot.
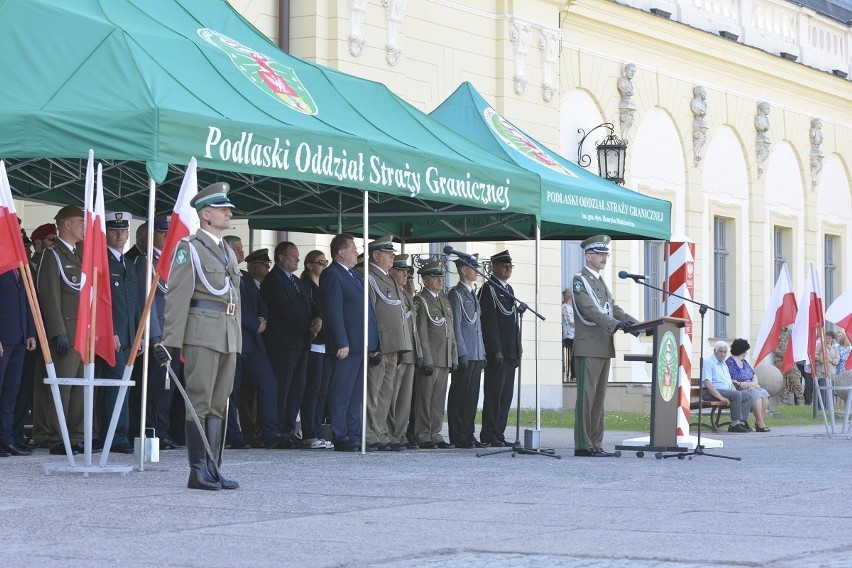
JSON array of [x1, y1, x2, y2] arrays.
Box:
[[2, 443, 33, 456], [590, 448, 617, 457], [376, 443, 393, 451], [160, 437, 178, 450], [501, 440, 517, 448], [50, 443, 78, 455], [472, 441, 489, 448], [418, 441, 436, 449], [389, 443, 406, 451], [405, 442, 419, 449], [111, 442, 135, 455], [333, 442, 357, 452], [487, 440, 505, 448], [455, 442, 474, 449], [227, 438, 251, 449], [436, 441, 455, 449], [0, 448, 8, 457], [574, 449, 593, 457]]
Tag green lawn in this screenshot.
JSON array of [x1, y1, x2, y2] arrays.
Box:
[[476, 403, 829, 431]]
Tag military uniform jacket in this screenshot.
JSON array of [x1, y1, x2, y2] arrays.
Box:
[[414, 290, 457, 368], [369, 265, 412, 354], [399, 288, 422, 364], [134, 249, 166, 341], [162, 231, 242, 354], [108, 251, 141, 348], [448, 282, 486, 362], [37, 241, 82, 342], [478, 277, 520, 360], [571, 266, 635, 359]]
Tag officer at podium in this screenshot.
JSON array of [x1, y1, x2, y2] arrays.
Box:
[[572, 235, 637, 457]]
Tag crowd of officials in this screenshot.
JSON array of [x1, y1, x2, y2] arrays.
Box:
[[0, 183, 531, 474]]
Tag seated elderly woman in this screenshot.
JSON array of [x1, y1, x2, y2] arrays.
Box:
[[725, 338, 771, 432], [702, 341, 755, 432]]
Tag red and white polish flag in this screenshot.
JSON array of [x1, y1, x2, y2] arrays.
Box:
[[158, 157, 199, 284], [0, 160, 30, 274], [75, 154, 115, 366], [826, 288, 852, 371], [791, 263, 825, 372], [752, 263, 797, 368]]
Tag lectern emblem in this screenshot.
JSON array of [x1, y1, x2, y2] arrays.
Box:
[[657, 331, 678, 402]]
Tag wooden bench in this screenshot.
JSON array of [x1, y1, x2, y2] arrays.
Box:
[[689, 377, 730, 432]]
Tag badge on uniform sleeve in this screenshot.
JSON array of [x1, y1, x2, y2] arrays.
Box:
[[573, 281, 582, 293], [175, 249, 187, 265]]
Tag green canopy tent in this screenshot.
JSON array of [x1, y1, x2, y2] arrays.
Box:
[[429, 82, 672, 241], [0, 0, 542, 236]]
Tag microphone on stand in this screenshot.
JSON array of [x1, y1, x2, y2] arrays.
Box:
[[618, 270, 647, 282], [442, 245, 479, 262]]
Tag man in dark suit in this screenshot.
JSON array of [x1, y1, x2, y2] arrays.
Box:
[[261, 241, 319, 445], [572, 235, 637, 457], [320, 233, 379, 451], [37, 206, 86, 455], [478, 250, 521, 448], [230, 248, 284, 449], [99, 212, 142, 454], [0, 267, 36, 456], [132, 216, 181, 450]]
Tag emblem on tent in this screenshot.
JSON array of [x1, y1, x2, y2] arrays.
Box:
[[198, 28, 318, 116], [483, 108, 577, 178]]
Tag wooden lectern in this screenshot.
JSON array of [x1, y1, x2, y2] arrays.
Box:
[[615, 317, 688, 456]]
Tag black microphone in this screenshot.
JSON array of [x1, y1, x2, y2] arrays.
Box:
[[618, 270, 646, 281], [442, 245, 478, 261]]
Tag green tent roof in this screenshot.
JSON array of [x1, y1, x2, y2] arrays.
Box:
[[429, 83, 672, 241], [0, 0, 542, 236]]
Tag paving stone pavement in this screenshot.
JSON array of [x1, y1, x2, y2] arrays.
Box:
[[1, 424, 850, 567]]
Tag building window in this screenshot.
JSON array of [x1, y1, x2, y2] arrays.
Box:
[[825, 234, 837, 314], [713, 217, 730, 338], [774, 226, 786, 282], [644, 241, 664, 320]]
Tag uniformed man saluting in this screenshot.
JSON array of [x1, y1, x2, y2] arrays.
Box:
[[154, 183, 242, 491]]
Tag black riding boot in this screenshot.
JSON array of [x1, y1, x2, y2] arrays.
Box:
[[185, 421, 221, 491], [204, 416, 240, 490]]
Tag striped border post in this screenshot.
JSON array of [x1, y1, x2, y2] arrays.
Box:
[[664, 240, 695, 438]]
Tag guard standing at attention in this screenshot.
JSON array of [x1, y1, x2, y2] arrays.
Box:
[[154, 183, 242, 490], [572, 235, 637, 457]]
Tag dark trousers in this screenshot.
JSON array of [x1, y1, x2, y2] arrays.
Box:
[[798, 363, 814, 405], [0, 342, 26, 446], [168, 365, 187, 444], [480, 359, 518, 443], [301, 350, 331, 440], [12, 347, 36, 445], [130, 354, 180, 441], [327, 354, 363, 444], [228, 351, 279, 443], [447, 359, 484, 445], [268, 348, 308, 436], [99, 347, 131, 445]]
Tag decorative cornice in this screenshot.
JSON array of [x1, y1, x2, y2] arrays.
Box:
[[348, 0, 368, 57], [511, 18, 532, 95], [383, 0, 407, 66], [540, 28, 560, 102]]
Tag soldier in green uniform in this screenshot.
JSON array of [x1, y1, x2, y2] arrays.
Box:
[[154, 183, 242, 491], [774, 326, 804, 405], [572, 235, 637, 457], [412, 260, 457, 449], [387, 254, 421, 450], [36, 206, 86, 455], [365, 236, 412, 451]]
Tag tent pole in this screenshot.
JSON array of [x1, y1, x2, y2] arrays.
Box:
[[135, 177, 156, 471], [535, 224, 541, 430], [361, 191, 369, 454], [337, 193, 343, 233]]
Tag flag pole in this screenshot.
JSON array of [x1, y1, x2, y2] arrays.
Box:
[[18, 259, 74, 465]]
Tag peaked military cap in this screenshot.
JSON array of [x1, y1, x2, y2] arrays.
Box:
[[368, 234, 396, 253], [581, 235, 611, 254], [490, 250, 512, 265], [418, 259, 445, 276], [55, 205, 84, 220], [392, 253, 411, 270], [454, 254, 480, 270], [31, 223, 57, 241], [245, 248, 271, 264], [153, 215, 170, 231], [191, 182, 235, 210], [105, 211, 131, 229]]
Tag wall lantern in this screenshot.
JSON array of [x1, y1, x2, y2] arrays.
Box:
[[577, 123, 628, 185]]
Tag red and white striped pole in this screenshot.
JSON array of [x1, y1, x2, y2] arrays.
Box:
[[664, 239, 694, 439]]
